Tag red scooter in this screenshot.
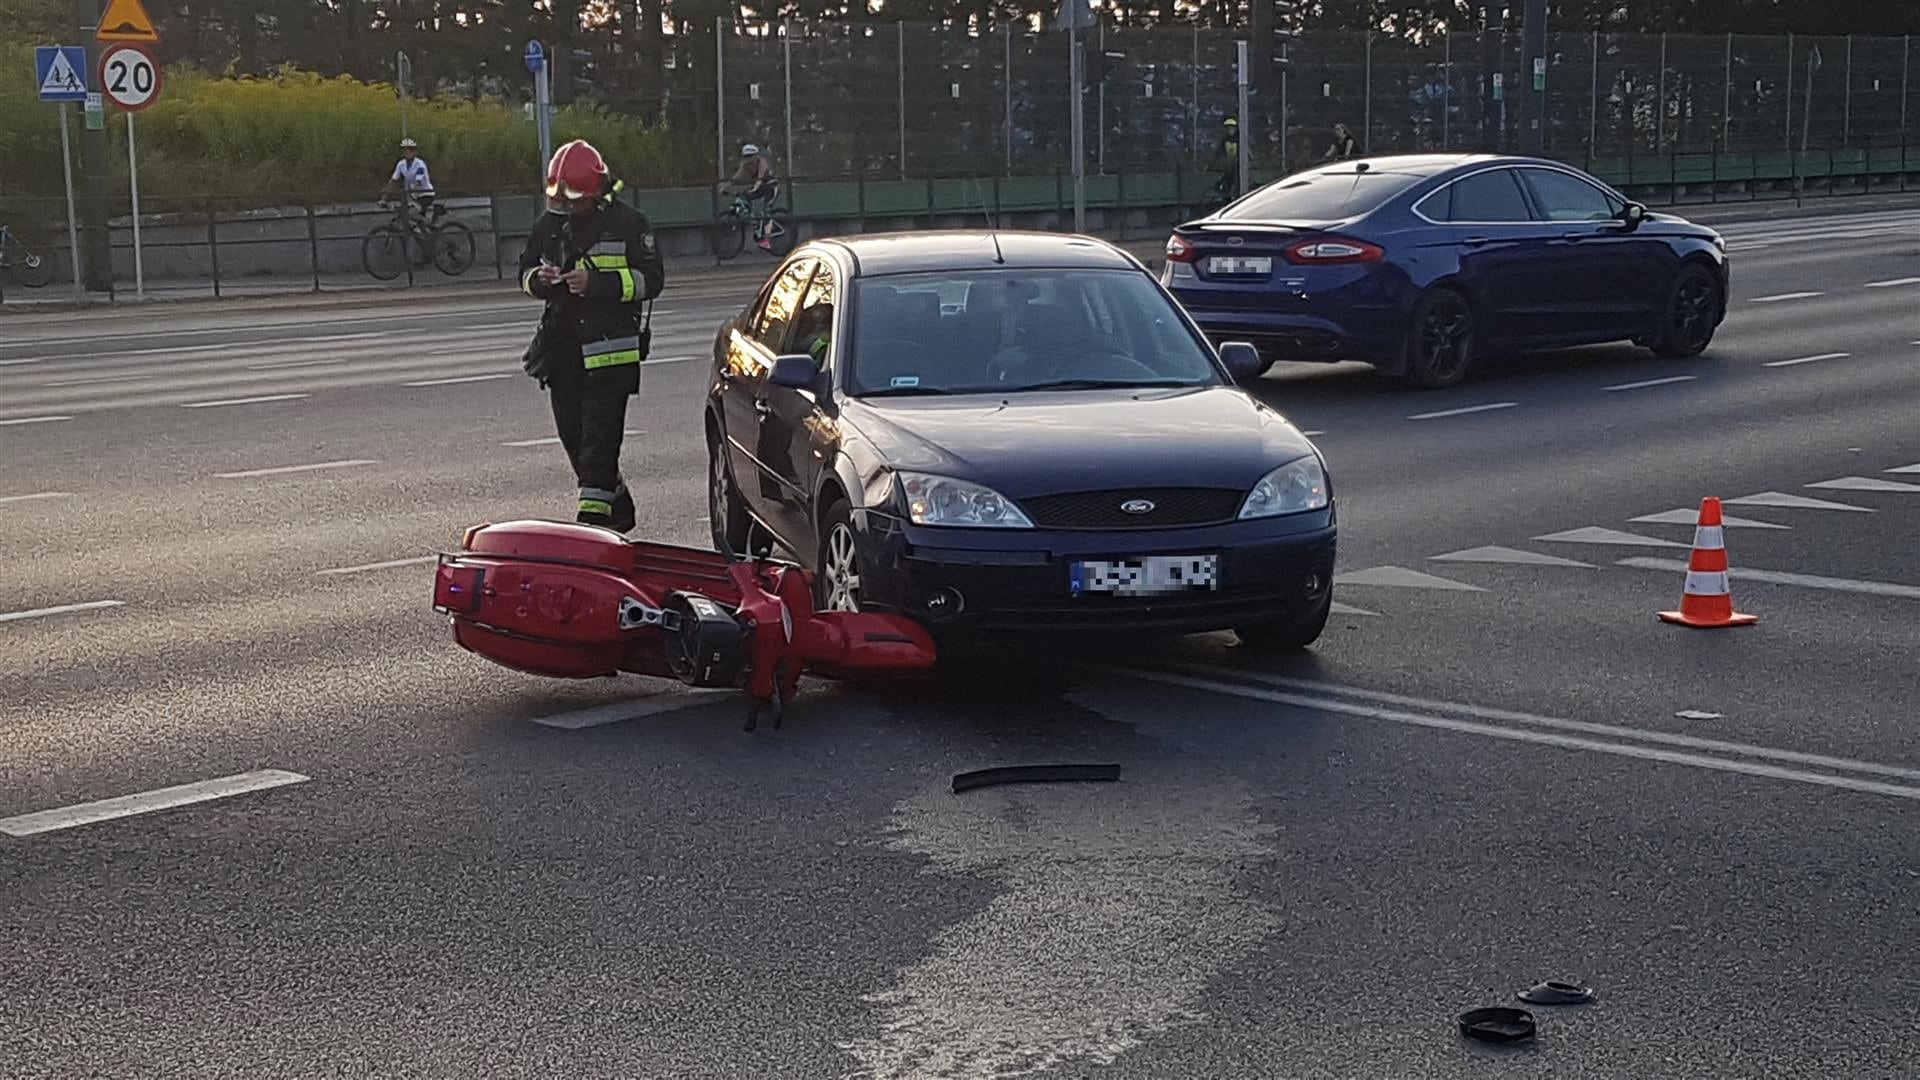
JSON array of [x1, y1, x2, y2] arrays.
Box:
[[431, 520, 938, 730]]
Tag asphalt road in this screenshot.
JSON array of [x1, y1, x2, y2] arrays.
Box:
[[3, 208, 1920, 1079]]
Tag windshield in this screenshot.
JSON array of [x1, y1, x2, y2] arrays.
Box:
[[846, 269, 1222, 397], [1224, 169, 1424, 221]]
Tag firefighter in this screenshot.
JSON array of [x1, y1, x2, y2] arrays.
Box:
[[518, 139, 665, 533]]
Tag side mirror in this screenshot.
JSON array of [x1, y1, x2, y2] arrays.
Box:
[[768, 353, 822, 391], [1218, 341, 1266, 384], [1621, 202, 1647, 231]]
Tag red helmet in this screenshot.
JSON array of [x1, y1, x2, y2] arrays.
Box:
[[545, 139, 609, 204]]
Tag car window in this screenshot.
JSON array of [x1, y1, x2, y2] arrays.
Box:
[[1224, 169, 1424, 222], [790, 261, 837, 367], [848, 269, 1223, 396], [1442, 169, 1532, 223], [751, 258, 816, 354], [1519, 168, 1622, 222]]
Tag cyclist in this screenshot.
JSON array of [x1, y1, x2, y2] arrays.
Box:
[[724, 144, 778, 249], [382, 138, 438, 228], [1210, 117, 1240, 206]]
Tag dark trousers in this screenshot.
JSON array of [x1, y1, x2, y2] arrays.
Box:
[[546, 355, 639, 501]]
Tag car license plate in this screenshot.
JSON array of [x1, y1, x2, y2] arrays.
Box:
[[1208, 255, 1271, 276], [1070, 555, 1219, 597]]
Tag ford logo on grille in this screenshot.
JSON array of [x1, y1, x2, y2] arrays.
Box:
[[1120, 499, 1156, 515]]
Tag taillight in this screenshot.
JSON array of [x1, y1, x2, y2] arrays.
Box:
[[1283, 237, 1385, 265], [1165, 234, 1199, 263]]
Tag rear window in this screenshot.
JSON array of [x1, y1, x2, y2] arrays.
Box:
[[1223, 169, 1424, 222]]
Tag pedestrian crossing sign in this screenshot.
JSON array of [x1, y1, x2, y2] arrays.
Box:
[[35, 46, 90, 102]]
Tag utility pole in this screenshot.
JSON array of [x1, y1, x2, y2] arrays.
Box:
[[73, 0, 111, 292], [1522, 0, 1546, 155]]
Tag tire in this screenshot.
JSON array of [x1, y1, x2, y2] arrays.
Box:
[[764, 211, 798, 257], [9, 247, 54, 288], [1648, 263, 1721, 359], [815, 498, 864, 613], [362, 225, 409, 281], [1233, 589, 1332, 653], [1401, 287, 1476, 389], [709, 217, 746, 261], [707, 429, 758, 558], [430, 221, 476, 276]]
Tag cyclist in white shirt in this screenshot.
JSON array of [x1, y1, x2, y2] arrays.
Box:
[[383, 137, 438, 219]]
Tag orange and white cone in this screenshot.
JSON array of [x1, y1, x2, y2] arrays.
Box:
[[1658, 497, 1758, 628]]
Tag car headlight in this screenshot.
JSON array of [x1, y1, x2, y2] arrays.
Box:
[[897, 472, 1035, 528], [1239, 456, 1330, 519]]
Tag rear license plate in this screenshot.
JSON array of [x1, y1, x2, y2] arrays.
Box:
[[1207, 255, 1271, 276], [1070, 555, 1219, 597]]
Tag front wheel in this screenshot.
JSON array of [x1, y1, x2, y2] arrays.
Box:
[[8, 246, 54, 288], [430, 221, 476, 276], [708, 216, 746, 261], [1401, 287, 1476, 389], [707, 434, 766, 558], [762, 211, 797, 257], [815, 499, 864, 613], [362, 225, 409, 281], [1648, 263, 1721, 359]]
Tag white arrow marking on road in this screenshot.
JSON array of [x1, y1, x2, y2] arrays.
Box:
[[315, 555, 438, 577], [1605, 374, 1698, 391], [1532, 526, 1691, 548], [402, 373, 514, 387], [529, 693, 732, 729], [1726, 491, 1874, 512], [1805, 475, 1920, 493], [0, 770, 310, 838], [180, 394, 308, 408], [1749, 291, 1824, 303], [0, 415, 73, 426], [0, 599, 125, 625], [1430, 545, 1595, 568], [1888, 463, 1920, 474], [1630, 508, 1790, 529], [1764, 352, 1848, 367], [1337, 566, 1486, 590], [0, 491, 73, 506], [1863, 277, 1920, 288], [216, 459, 377, 479], [1406, 402, 1518, 421], [1619, 558, 1920, 600], [1330, 601, 1379, 617]]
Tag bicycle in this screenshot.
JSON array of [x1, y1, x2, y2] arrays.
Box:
[[708, 183, 795, 261], [0, 225, 55, 290], [362, 198, 475, 281]]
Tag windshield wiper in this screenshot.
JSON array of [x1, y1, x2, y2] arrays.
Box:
[[854, 384, 962, 398], [998, 377, 1200, 393]]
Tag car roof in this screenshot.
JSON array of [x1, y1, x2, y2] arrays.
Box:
[[1297, 152, 1503, 178], [812, 230, 1142, 277]]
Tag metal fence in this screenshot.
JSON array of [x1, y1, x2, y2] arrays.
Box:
[[718, 23, 1918, 180]]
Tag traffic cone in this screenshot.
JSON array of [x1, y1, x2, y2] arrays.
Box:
[[1658, 497, 1758, 628]]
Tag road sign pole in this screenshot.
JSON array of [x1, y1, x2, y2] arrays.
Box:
[[1236, 39, 1250, 197], [58, 104, 83, 293], [126, 109, 142, 297], [76, 0, 112, 292]]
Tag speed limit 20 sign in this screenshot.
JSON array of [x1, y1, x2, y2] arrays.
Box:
[[98, 43, 162, 112]]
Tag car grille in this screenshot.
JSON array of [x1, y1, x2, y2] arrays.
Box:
[[1019, 488, 1244, 529]]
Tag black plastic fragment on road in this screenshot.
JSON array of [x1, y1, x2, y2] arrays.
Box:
[[1518, 979, 1595, 1005], [951, 764, 1122, 794], [1458, 1007, 1536, 1043]]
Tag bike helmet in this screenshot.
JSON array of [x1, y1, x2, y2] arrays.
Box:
[[400, 137, 418, 148], [545, 139, 610, 207], [741, 144, 760, 157]]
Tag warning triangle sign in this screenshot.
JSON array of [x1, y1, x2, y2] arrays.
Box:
[[96, 0, 160, 43], [39, 52, 86, 96]]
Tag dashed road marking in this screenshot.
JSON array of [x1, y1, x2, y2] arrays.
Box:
[[181, 394, 308, 409], [316, 555, 438, 577], [1533, 526, 1689, 548], [1406, 402, 1518, 421], [1764, 352, 1848, 368], [43, 373, 154, 387], [530, 694, 731, 729], [1888, 463, 1920, 475], [1863, 277, 1920, 289], [0, 491, 72, 506], [0, 415, 73, 426], [0, 599, 126, 625], [1330, 601, 1379, 617], [1605, 375, 1697, 392], [1726, 491, 1873, 512], [1430, 545, 1594, 568], [1630, 508, 1790, 529], [1749, 291, 1824, 303], [0, 769, 310, 838], [216, 459, 377, 479], [1619, 558, 1920, 601], [402, 373, 514, 387], [1337, 566, 1485, 591], [1806, 476, 1920, 493], [246, 357, 349, 371]]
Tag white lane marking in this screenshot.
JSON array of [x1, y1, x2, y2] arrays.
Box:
[[43, 373, 154, 387], [3, 330, 396, 366], [1114, 669, 1920, 802], [0, 415, 73, 426], [1130, 662, 1920, 786], [0, 769, 310, 838], [1630, 508, 1790, 529], [1806, 475, 1920, 493], [1726, 491, 1874, 512], [530, 694, 730, 729], [1430, 545, 1594, 568], [315, 555, 438, 577], [1329, 601, 1379, 617], [245, 357, 349, 371], [180, 393, 308, 409], [1336, 566, 1486, 591], [503, 428, 641, 448], [0, 491, 73, 506], [1605, 375, 1697, 392], [1406, 402, 1518, 421], [1533, 526, 1690, 548], [1764, 351, 1848, 368], [1301, 429, 1327, 437], [402, 372, 513, 387], [1888, 463, 1920, 474], [0, 599, 126, 625], [216, 459, 377, 479], [1863, 277, 1920, 289], [1749, 291, 1824, 303], [1619, 557, 1920, 600]]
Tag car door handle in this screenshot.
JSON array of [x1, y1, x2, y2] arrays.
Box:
[[1560, 231, 1588, 241], [1462, 236, 1491, 247], [754, 399, 773, 418]]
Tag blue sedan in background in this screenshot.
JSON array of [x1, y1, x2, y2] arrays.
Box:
[[1163, 153, 1730, 388]]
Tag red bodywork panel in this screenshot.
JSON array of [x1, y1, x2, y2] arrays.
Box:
[[431, 520, 936, 707]]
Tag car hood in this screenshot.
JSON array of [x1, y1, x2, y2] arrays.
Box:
[[842, 386, 1319, 497]]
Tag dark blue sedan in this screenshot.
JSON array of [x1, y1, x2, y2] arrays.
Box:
[[1163, 153, 1730, 388]]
